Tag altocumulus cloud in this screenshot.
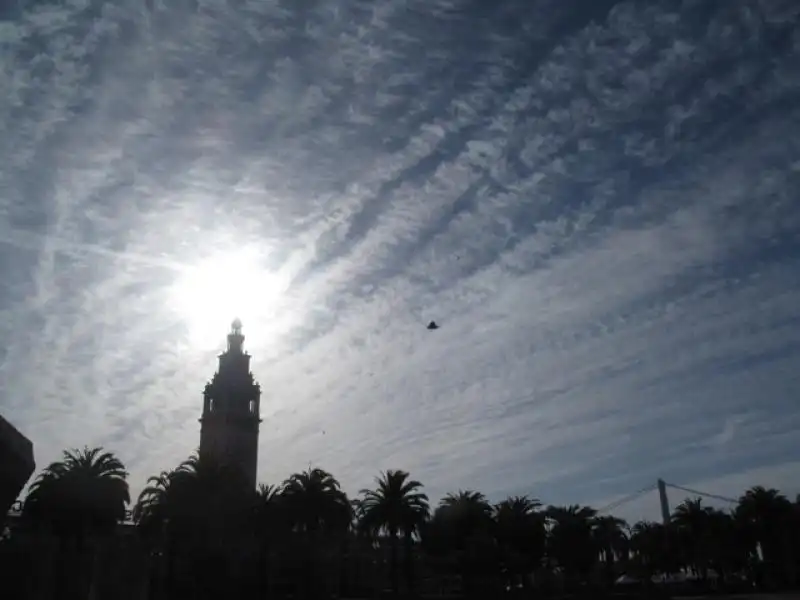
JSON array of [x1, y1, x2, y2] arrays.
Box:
[[0, 0, 799, 520]]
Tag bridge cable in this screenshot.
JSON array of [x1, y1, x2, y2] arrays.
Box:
[[663, 482, 737, 504], [596, 484, 658, 514]]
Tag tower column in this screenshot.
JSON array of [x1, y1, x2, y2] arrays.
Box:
[[198, 319, 262, 488]]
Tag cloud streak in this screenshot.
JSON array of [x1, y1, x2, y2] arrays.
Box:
[[1, 0, 799, 516]]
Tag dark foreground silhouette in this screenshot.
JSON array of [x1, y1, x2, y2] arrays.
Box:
[[2, 446, 799, 600]]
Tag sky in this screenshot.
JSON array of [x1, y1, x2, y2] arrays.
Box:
[[1, 0, 799, 523]]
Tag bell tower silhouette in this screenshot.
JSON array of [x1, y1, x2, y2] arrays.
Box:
[[198, 319, 261, 488]]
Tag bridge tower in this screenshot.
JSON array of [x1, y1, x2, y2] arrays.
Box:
[[657, 478, 670, 526]]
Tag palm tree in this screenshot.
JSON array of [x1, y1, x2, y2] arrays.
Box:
[[23, 447, 129, 600], [439, 490, 494, 526], [133, 466, 196, 597], [424, 490, 497, 596], [592, 515, 628, 586], [494, 495, 545, 590], [147, 453, 252, 540], [792, 496, 800, 586], [672, 497, 713, 580], [703, 508, 746, 584], [133, 470, 178, 536], [133, 452, 256, 598], [281, 467, 351, 533], [351, 497, 371, 537], [358, 469, 429, 595], [280, 467, 352, 598], [24, 447, 129, 535], [545, 505, 597, 589], [253, 483, 286, 598], [735, 486, 794, 586], [629, 520, 681, 581], [630, 521, 658, 573]]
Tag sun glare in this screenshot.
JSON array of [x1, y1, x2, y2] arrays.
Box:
[[170, 248, 289, 348]]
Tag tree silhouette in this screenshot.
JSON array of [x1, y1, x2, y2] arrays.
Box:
[[253, 483, 286, 598], [494, 495, 545, 591], [592, 514, 628, 587], [132, 451, 255, 598], [15, 445, 800, 598], [545, 505, 597, 589], [280, 467, 351, 598], [23, 447, 128, 600], [736, 486, 794, 586], [24, 446, 129, 536], [424, 490, 497, 596], [358, 469, 429, 595], [672, 497, 714, 580]]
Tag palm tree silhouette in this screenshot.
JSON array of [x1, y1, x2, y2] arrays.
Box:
[[494, 495, 545, 591], [592, 514, 628, 587], [705, 508, 746, 584], [133, 466, 191, 596], [545, 505, 597, 589], [253, 483, 286, 598], [22, 442, 800, 598], [24, 446, 129, 534], [358, 469, 429, 595], [281, 467, 351, 533], [133, 469, 177, 534], [280, 467, 351, 598], [672, 498, 713, 580], [23, 446, 129, 600], [629, 520, 681, 582], [425, 490, 496, 596], [133, 451, 255, 598], [736, 486, 794, 585]]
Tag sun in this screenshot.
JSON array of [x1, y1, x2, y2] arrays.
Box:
[[169, 247, 288, 348]]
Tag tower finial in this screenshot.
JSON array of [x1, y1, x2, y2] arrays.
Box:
[[228, 318, 244, 352]]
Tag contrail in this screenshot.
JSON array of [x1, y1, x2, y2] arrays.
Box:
[[0, 223, 186, 273]]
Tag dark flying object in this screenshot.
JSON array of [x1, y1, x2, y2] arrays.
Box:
[[427, 321, 439, 330]]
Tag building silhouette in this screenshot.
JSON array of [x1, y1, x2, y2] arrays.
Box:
[[198, 319, 261, 488], [0, 414, 35, 523]]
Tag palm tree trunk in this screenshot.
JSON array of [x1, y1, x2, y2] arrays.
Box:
[[403, 533, 415, 595], [59, 531, 86, 600], [389, 531, 399, 595], [303, 529, 317, 600], [604, 547, 615, 588], [87, 539, 102, 600], [50, 535, 74, 600], [54, 535, 71, 600], [75, 531, 89, 600], [258, 541, 271, 599], [139, 550, 152, 600], [162, 543, 173, 599]]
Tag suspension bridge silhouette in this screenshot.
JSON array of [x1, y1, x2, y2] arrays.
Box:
[[595, 479, 738, 525]]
